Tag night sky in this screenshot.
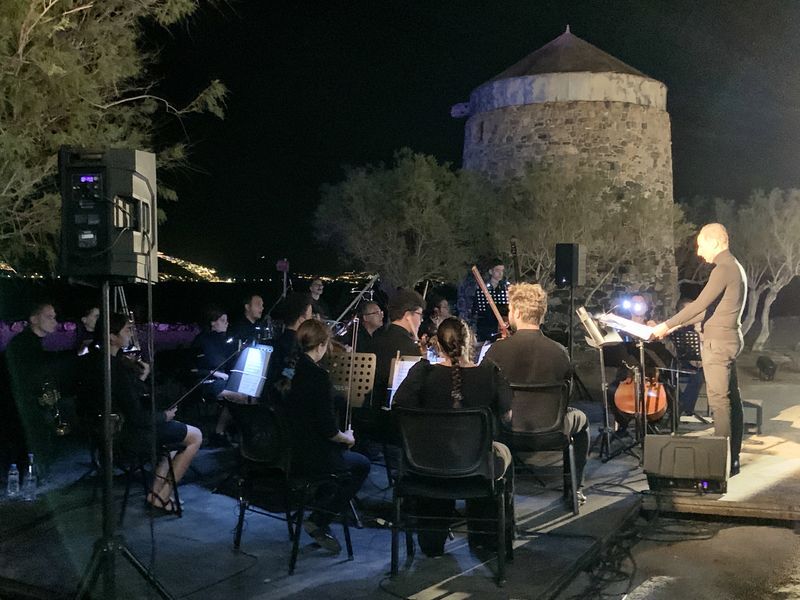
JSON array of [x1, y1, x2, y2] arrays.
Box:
[[152, 1, 800, 276]]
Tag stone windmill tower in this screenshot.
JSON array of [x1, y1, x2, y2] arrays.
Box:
[[452, 27, 677, 313]]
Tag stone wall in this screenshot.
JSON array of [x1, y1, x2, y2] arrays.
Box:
[[462, 97, 678, 318]]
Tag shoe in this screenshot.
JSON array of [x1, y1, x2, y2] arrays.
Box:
[[563, 488, 587, 506], [730, 460, 741, 477], [147, 493, 178, 515], [303, 520, 341, 554]]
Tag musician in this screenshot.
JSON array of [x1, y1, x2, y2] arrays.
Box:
[[5, 302, 67, 468], [484, 283, 589, 505], [229, 292, 264, 345], [74, 305, 100, 355], [307, 278, 331, 320], [192, 305, 247, 446], [353, 301, 384, 354], [102, 313, 202, 513], [652, 223, 746, 476], [418, 294, 451, 346], [472, 260, 509, 343], [393, 317, 512, 556], [265, 293, 312, 391], [370, 289, 425, 408], [285, 319, 370, 553]]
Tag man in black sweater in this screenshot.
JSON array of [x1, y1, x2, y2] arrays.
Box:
[[485, 283, 589, 504], [653, 223, 747, 475]]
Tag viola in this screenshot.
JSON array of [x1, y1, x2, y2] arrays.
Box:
[[613, 377, 667, 422]]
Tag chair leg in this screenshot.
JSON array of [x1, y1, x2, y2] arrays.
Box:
[[568, 443, 579, 516], [234, 497, 247, 550], [496, 491, 506, 587], [506, 476, 515, 561], [164, 451, 182, 518], [391, 493, 400, 576], [349, 498, 364, 529], [341, 507, 354, 560], [289, 504, 305, 575]]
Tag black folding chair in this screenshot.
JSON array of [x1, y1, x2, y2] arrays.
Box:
[[391, 406, 514, 586], [229, 403, 354, 575], [504, 382, 581, 515]]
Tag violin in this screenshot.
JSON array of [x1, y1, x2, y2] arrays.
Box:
[[613, 376, 667, 422]]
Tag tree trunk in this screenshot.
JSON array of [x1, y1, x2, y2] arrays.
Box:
[[752, 289, 779, 352], [741, 285, 765, 336]]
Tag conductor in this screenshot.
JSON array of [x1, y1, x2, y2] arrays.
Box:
[[651, 223, 746, 476]]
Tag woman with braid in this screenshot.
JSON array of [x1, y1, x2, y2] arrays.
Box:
[[393, 317, 512, 556]]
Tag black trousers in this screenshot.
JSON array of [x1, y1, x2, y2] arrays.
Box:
[[700, 336, 744, 463]]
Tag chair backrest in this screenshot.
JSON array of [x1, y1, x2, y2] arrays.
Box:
[[228, 403, 290, 471], [394, 406, 494, 480], [508, 381, 569, 435]]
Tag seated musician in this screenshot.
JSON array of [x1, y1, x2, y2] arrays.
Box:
[[484, 283, 590, 505], [229, 293, 265, 346], [353, 300, 384, 354], [418, 294, 451, 347], [285, 319, 370, 553], [6, 301, 73, 470], [74, 305, 100, 355], [307, 278, 331, 320], [265, 293, 313, 396], [393, 317, 512, 556], [101, 313, 202, 513], [192, 305, 247, 446], [605, 294, 675, 431]]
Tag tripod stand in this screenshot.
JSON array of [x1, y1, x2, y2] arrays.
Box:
[[75, 281, 174, 600]]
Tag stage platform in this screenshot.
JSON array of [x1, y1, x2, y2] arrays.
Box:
[[1, 352, 797, 599]]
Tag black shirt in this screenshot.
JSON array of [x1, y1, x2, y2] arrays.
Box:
[[192, 330, 237, 374], [484, 329, 571, 385], [229, 317, 260, 346], [666, 249, 747, 341], [285, 353, 344, 472], [267, 328, 299, 384], [393, 360, 512, 419], [371, 323, 420, 407]]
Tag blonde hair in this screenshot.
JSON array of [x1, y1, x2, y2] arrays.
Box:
[[508, 283, 548, 326], [297, 318, 330, 352]]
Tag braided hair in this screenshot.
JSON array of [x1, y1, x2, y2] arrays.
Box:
[[436, 318, 472, 408]]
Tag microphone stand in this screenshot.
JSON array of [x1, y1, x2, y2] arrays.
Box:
[[334, 274, 379, 327]]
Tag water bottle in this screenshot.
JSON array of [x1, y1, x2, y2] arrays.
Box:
[[22, 453, 37, 501], [6, 464, 19, 499]]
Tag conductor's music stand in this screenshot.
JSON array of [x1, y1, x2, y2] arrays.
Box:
[[576, 307, 625, 462]]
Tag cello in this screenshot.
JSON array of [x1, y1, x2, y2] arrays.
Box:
[[613, 374, 668, 422]]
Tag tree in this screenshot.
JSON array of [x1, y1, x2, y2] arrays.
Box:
[[0, 0, 226, 267], [491, 168, 688, 304], [315, 149, 493, 290]]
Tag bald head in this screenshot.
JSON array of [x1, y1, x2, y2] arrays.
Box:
[[697, 222, 729, 262]]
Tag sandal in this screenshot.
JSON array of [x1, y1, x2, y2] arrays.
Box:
[[147, 492, 178, 515]]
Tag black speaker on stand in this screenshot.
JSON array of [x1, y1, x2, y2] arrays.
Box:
[[555, 243, 592, 403]]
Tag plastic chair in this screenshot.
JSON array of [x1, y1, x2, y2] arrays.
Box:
[[390, 406, 514, 586], [504, 382, 581, 515]]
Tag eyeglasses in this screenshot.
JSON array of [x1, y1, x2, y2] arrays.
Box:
[[363, 310, 383, 317], [412, 310, 424, 317]]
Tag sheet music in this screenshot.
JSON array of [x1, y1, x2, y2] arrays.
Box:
[[388, 357, 422, 404], [597, 313, 655, 341], [228, 345, 272, 397]]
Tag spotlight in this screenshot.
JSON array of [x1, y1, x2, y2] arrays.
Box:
[[622, 299, 632, 310]]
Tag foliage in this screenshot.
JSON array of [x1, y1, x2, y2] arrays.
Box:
[[0, 0, 227, 267], [315, 149, 494, 290]]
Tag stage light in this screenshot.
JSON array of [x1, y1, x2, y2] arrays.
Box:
[[622, 299, 632, 310]]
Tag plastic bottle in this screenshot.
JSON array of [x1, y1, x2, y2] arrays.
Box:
[[22, 453, 37, 501], [6, 464, 19, 499]]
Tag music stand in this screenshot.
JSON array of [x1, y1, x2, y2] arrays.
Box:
[[576, 308, 625, 462], [669, 328, 709, 426], [597, 313, 656, 465]]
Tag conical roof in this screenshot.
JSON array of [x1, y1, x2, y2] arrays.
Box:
[[489, 26, 647, 82]]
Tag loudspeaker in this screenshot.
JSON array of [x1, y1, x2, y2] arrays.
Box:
[[59, 147, 158, 283], [644, 435, 730, 493], [555, 243, 585, 287]]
